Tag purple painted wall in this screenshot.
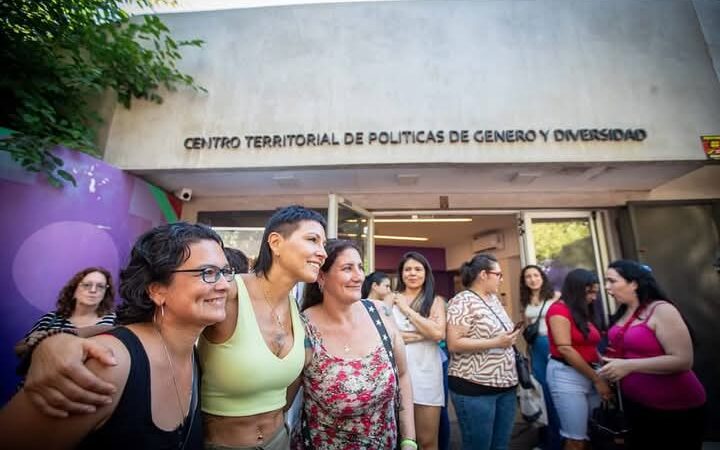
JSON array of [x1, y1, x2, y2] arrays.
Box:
[[0, 147, 176, 405], [375, 245, 447, 272]]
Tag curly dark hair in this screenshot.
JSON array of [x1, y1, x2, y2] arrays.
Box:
[[56, 267, 115, 318], [116, 222, 224, 325], [519, 264, 555, 308]]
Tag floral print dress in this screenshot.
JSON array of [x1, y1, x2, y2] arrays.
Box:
[[295, 318, 398, 450]]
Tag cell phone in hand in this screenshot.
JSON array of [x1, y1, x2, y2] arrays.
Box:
[[513, 321, 524, 332]]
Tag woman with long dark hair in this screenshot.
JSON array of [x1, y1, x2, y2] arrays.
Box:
[[297, 239, 416, 449], [391, 251, 446, 450], [545, 268, 610, 450], [446, 253, 519, 450], [598, 260, 705, 450], [519, 265, 560, 450]]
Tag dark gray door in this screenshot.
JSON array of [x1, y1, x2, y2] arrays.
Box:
[[628, 202, 720, 440]]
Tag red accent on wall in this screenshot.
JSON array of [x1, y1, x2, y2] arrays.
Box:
[[375, 245, 446, 272], [168, 194, 183, 219]]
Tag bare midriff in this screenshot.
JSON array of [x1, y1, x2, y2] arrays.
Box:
[[204, 408, 285, 446]]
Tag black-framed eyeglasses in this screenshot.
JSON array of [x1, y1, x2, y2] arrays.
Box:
[[171, 266, 235, 284], [486, 270, 504, 280]]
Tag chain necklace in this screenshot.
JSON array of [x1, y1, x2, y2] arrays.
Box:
[[154, 325, 191, 439], [261, 280, 289, 356]]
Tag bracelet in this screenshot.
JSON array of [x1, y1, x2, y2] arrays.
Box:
[[400, 438, 418, 449], [26, 328, 78, 352], [17, 328, 78, 377]]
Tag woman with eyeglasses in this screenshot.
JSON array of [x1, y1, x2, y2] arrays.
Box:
[[446, 253, 519, 450], [15, 267, 116, 358], [598, 260, 705, 450], [545, 268, 610, 450], [18, 205, 328, 450], [1, 222, 231, 449]]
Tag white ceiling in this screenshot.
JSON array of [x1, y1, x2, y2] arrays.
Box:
[[134, 161, 702, 199]]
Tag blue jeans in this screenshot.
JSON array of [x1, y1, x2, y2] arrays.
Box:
[[439, 347, 450, 450], [530, 336, 562, 450], [450, 388, 517, 450]]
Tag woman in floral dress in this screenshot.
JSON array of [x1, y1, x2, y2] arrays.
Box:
[[296, 239, 417, 450]]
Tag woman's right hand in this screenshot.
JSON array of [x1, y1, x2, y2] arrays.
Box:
[[24, 333, 118, 418], [593, 377, 613, 401], [495, 329, 520, 348]]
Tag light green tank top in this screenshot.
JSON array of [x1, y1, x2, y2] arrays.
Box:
[[198, 275, 305, 416]]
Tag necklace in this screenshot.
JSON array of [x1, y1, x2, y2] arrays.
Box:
[[261, 280, 289, 356], [343, 343, 352, 353], [154, 325, 190, 436]]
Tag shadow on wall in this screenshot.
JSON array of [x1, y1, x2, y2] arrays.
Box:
[[0, 145, 181, 405]]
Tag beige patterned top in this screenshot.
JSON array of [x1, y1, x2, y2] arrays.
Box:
[[447, 290, 518, 388]]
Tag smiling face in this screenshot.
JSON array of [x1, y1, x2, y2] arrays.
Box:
[[155, 239, 230, 327], [523, 267, 544, 292], [73, 271, 108, 311], [273, 220, 327, 283], [402, 258, 426, 291], [604, 268, 638, 304], [319, 248, 365, 304]]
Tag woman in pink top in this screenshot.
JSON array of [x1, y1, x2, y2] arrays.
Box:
[[599, 260, 706, 450]]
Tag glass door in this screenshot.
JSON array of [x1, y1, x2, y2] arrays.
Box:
[[520, 211, 612, 327], [328, 194, 375, 272]]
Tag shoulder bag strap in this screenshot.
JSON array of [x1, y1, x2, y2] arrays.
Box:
[[468, 289, 526, 358], [533, 299, 548, 326], [361, 300, 401, 441]]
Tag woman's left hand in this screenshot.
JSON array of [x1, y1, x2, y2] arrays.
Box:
[[598, 356, 634, 382]]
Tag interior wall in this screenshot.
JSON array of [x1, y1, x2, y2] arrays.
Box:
[[445, 217, 522, 319]]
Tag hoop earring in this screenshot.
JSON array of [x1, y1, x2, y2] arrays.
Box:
[[161, 303, 165, 318]]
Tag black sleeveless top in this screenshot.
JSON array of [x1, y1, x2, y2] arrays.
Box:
[[77, 327, 203, 450]]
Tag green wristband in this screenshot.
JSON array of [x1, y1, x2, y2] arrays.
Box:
[[400, 438, 418, 449]]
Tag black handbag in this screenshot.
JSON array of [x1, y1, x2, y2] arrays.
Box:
[[471, 290, 534, 389], [513, 347, 533, 389], [522, 299, 548, 345], [589, 385, 630, 450]]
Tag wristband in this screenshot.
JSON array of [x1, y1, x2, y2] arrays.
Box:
[[17, 328, 78, 377], [400, 438, 418, 449], [26, 328, 78, 352]]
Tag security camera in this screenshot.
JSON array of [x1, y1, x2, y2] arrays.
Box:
[[174, 188, 192, 202]]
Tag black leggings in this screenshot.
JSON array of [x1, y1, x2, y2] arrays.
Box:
[[623, 397, 705, 450]]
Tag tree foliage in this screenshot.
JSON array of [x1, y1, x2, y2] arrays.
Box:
[[532, 220, 593, 266], [0, 0, 204, 187]]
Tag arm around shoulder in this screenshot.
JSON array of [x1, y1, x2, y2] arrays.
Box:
[[0, 335, 130, 450]]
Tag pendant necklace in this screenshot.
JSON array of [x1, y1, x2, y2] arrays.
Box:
[[261, 280, 288, 356], [154, 325, 192, 447]]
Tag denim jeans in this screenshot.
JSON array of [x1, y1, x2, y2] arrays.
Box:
[[530, 336, 562, 450], [546, 359, 600, 441], [450, 387, 517, 450]]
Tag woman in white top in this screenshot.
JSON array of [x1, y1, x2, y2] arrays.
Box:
[[520, 264, 560, 450], [391, 251, 446, 450]]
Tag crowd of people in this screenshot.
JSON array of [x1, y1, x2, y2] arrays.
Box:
[[0, 204, 707, 450]]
